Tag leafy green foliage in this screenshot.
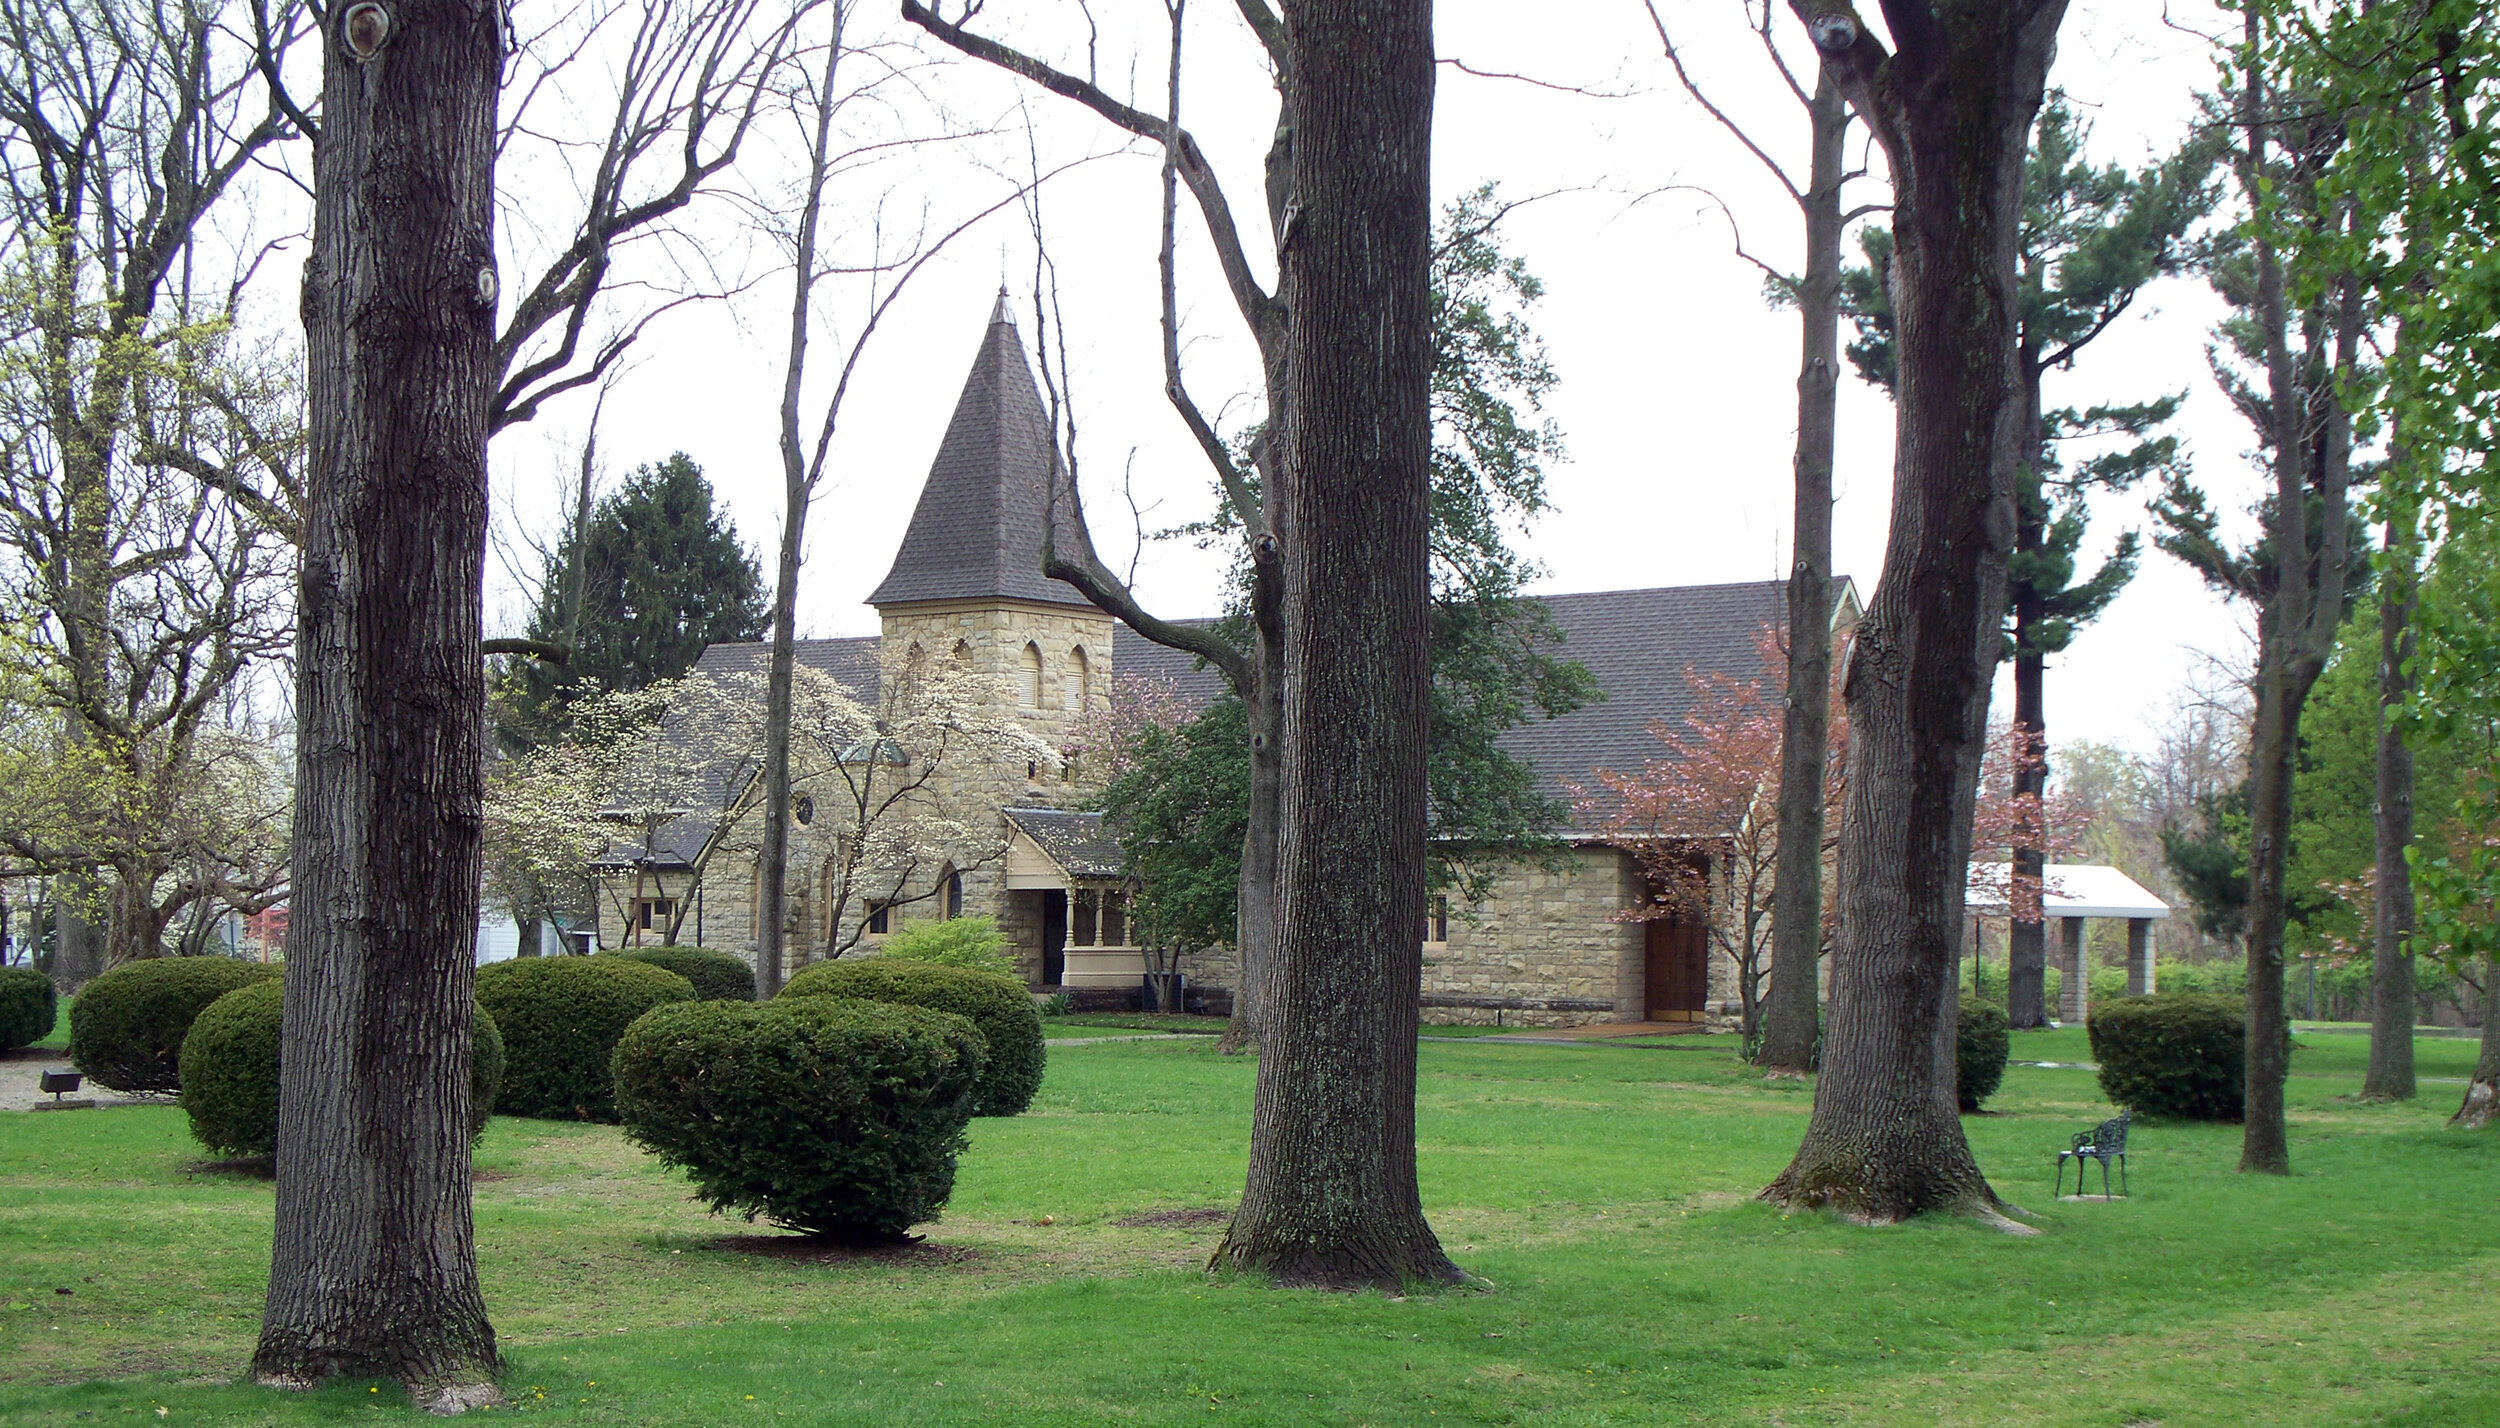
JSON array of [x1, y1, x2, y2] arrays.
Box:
[[780, 957, 1043, 1117], [496, 453, 768, 750], [870, 917, 1016, 977], [2161, 786, 2253, 945], [1100, 694, 1251, 956], [606, 946, 758, 1001], [0, 965, 56, 1051], [1847, 98, 2211, 662], [1957, 999, 2011, 1113], [476, 957, 695, 1121], [68, 958, 276, 1093], [612, 996, 984, 1242], [177, 980, 502, 1157], [2089, 993, 2248, 1121]]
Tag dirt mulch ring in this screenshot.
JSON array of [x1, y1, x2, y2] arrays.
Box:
[[707, 1234, 980, 1267], [1113, 1207, 1231, 1229], [185, 1157, 275, 1179]]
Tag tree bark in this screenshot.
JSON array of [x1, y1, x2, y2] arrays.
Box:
[[1756, 68, 1845, 1077], [2362, 530, 2416, 1100], [51, 887, 102, 991], [1213, 0, 1458, 1290], [2452, 956, 2499, 1130], [1218, 639, 1283, 1054], [256, 0, 504, 1401], [1762, 0, 2064, 1224], [2005, 359, 2051, 1029]]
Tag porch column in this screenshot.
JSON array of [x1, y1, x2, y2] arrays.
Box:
[[2059, 915, 2088, 1024], [2127, 917, 2154, 996]]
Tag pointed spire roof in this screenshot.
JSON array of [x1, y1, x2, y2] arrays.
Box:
[[868, 296, 1094, 611]]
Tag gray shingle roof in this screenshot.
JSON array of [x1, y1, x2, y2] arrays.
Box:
[[1004, 807, 1126, 879], [1110, 622, 1231, 706], [866, 298, 1094, 611], [689, 634, 881, 704], [1498, 580, 1791, 802]]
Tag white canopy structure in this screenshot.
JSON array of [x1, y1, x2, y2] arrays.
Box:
[[1965, 862, 2170, 1020], [1966, 862, 2171, 920]]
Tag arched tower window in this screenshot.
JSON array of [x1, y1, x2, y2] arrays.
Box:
[[952, 638, 974, 667], [1065, 646, 1090, 714], [1020, 642, 1044, 708]]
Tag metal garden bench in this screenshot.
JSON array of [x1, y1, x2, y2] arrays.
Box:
[[2055, 1109, 2130, 1198]]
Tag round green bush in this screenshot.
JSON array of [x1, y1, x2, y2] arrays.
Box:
[[612, 996, 985, 1242], [475, 956, 695, 1121], [0, 965, 58, 1051], [1956, 998, 2010, 1112], [70, 957, 278, 1093], [605, 946, 757, 1001], [780, 957, 1043, 1117], [871, 916, 1016, 976], [179, 979, 504, 1157], [2088, 991, 2246, 1121]]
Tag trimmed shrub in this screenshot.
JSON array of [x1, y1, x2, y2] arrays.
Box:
[[1957, 998, 2010, 1112], [70, 957, 278, 1093], [872, 916, 1016, 977], [179, 979, 504, 1156], [612, 996, 985, 1242], [2089, 992, 2246, 1121], [476, 956, 695, 1121], [781, 957, 1043, 1117], [607, 946, 757, 1002], [0, 965, 57, 1051]]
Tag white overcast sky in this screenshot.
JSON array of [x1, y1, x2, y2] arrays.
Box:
[[478, 0, 2263, 759]]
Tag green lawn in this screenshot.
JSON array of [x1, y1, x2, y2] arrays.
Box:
[[3, 1024, 2495, 1425]]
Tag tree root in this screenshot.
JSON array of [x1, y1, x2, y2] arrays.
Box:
[[2451, 1077, 2497, 1131]]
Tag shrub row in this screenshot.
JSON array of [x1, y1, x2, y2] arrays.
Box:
[[605, 946, 757, 1002], [476, 956, 695, 1121], [179, 979, 505, 1158], [612, 996, 985, 1242], [71, 957, 278, 1093], [2089, 992, 2246, 1121], [0, 965, 57, 1051], [1956, 998, 2009, 1112], [781, 956, 1043, 1117]]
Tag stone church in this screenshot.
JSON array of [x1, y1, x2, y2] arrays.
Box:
[[592, 298, 1857, 1026]]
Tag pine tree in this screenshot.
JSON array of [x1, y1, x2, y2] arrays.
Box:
[[498, 453, 766, 749], [1841, 96, 2215, 1027]]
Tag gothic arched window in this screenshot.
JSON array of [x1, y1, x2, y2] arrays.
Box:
[[1020, 642, 1044, 708], [1065, 645, 1091, 714]]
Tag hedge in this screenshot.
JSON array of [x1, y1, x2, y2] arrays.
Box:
[[0, 965, 57, 1051], [179, 979, 504, 1157], [612, 996, 984, 1242], [606, 946, 757, 1002], [2088, 992, 2247, 1121], [780, 956, 1043, 1116], [1956, 998, 2010, 1112], [475, 956, 695, 1121], [870, 917, 1017, 977], [70, 957, 279, 1093]]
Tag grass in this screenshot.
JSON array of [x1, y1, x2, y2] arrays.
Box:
[[2, 1021, 2495, 1425]]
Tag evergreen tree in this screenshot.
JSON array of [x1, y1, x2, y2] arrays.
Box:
[[498, 453, 767, 749], [1841, 96, 2216, 1027]]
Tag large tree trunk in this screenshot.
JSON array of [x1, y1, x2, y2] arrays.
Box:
[[51, 887, 102, 991], [1218, 640, 1282, 1054], [1763, 0, 2063, 1224], [2362, 536, 2416, 1101], [1756, 68, 1845, 1078], [2239, 648, 2304, 1170], [2452, 956, 2499, 1130], [2005, 361, 2051, 1029], [255, 0, 503, 1403], [754, 524, 802, 996], [1214, 0, 1456, 1290]]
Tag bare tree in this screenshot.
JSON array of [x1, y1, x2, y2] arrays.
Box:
[[751, 0, 1037, 996], [254, 0, 504, 1399], [1760, 0, 2068, 1225], [907, 0, 1290, 1054], [1644, 0, 1871, 1075]]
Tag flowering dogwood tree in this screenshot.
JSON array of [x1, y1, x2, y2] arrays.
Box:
[[1574, 631, 1846, 1050]]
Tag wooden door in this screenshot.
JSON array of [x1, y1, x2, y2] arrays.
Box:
[[1644, 913, 1708, 1021]]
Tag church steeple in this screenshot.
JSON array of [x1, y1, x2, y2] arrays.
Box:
[[867, 296, 1091, 610]]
